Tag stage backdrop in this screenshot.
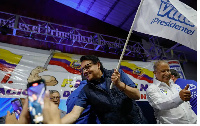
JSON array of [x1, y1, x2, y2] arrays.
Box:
[[0, 42, 185, 123]]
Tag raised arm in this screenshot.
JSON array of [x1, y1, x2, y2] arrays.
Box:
[[43, 91, 85, 124], [111, 69, 140, 100], [61, 105, 85, 124], [146, 84, 190, 110]]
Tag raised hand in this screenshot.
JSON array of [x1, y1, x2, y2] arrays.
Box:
[[18, 98, 31, 124], [5, 111, 18, 124], [43, 91, 61, 124], [111, 69, 121, 86], [179, 84, 191, 101]]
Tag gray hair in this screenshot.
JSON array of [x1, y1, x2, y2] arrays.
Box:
[[49, 90, 60, 96], [153, 60, 168, 71]]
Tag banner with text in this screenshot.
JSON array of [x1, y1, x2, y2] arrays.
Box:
[[0, 43, 185, 101], [133, 0, 197, 51]]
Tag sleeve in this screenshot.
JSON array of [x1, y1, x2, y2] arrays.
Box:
[[66, 89, 79, 113], [119, 69, 136, 88], [75, 88, 89, 109], [66, 80, 88, 113], [146, 85, 183, 110]]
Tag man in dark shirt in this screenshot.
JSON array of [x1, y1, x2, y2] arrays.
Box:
[[66, 80, 100, 124], [61, 55, 147, 124]]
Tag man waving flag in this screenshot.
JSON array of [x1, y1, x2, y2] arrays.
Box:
[[133, 0, 197, 51]]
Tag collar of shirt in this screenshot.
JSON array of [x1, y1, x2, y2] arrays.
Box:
[[153, 78, 174, 88], [87, 72, 105, 84], [98, 73, 107, 90]]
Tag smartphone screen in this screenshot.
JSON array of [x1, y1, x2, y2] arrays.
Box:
[[11, 99, 23, 120], [27, 79, 46, 124]]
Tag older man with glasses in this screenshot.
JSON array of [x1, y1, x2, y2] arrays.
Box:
[[49, 90, 66, 118]]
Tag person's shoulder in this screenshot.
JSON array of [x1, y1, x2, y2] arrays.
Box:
[[118, 69, 126, 73], [106, 68, 114, 73], [80, 80, 87, 86], [106, 68, 123, 73], [171, 82, 181, 88], [178, 78, 197, 84], [118, 69, 123, 72], [176, 78, 186, 82], [146, 83, 157, 92], [186, 79, 197, 83], [81, 83, 90, 92], [148, 83, 157, 88], [117, 69, 126, 75], [68, 82, 87, 98], [74, 80, 88, 90], [103, 68, 114, 76]]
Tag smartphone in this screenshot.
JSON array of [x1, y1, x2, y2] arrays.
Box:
[[27, 79, 46, 124], [11, 99, 23, 120]]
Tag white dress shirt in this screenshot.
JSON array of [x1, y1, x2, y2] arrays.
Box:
[[146, 78, 197, 124]]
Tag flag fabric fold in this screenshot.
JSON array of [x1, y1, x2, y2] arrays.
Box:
[[0, 49, 22, 72], [169, 0, 197, 26], [133, 0, 197, 51], [49, 52, 81, 75]]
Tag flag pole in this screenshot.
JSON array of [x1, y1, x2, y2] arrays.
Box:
[[110, 0, 145, 89], [44, 49, 55, 69]]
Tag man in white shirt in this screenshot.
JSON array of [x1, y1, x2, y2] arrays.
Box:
[[146, 60, 196, 124]]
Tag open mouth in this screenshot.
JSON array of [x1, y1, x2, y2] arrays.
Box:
[[53, 102, 59, 105]]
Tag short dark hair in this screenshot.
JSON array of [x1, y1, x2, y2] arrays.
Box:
[[80, 55, 104, 72], [170, 69, 180, 78]]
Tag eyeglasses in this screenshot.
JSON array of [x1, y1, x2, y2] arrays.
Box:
[[81, 63, 93, 72], [50, 96, 60, 100]]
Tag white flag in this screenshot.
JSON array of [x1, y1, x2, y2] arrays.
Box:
[[133, 0, 197, 51]]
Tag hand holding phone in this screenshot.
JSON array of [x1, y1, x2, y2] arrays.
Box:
[[5, 111, 18, 124], [27, 79, 46, 124], [11, 99, 23, 120]]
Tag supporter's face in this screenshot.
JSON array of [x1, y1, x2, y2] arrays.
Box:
[[81, 60, 100, 81], [50, 92, 60, 107], [154, 62, 171, 84]]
